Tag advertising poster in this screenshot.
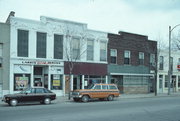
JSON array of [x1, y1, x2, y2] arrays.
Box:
[[15, 76, 29, 90]]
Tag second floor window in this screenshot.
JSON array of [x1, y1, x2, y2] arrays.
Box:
[[159, 56, 164, 70], [100, 42, 107, 61], [150, 54, 155, 66], [124, 50, 130, 65], [110, 49, 117, 64], [87, 39, 94, 61], [54, 34, 63, 59], [36, 32, 47, 58], [139, 52, 144, 65], [17, 29, 29, 57], [72, 37, 80, 60]]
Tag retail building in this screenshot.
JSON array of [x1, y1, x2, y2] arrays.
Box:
[[0, 12, 108, 97]]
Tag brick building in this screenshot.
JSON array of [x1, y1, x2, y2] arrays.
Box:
[[108, 31, 157, 94]]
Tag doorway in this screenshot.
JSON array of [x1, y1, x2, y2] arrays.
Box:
[[33, 66, 48, 88]]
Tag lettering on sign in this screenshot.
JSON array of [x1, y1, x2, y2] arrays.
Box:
[[22, 61, 61, 65]]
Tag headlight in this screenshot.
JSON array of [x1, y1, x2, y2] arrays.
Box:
[[72, 92, 80, 95]]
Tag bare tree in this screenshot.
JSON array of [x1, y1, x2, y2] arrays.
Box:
[[172, 30, 180, 50], [64, 28, 87, 100]]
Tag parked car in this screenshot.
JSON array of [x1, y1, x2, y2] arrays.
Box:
[[71, 83, 120, 102], [2, 87, 56, 106]]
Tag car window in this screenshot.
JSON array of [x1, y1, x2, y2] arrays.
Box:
[[109, 85, 117, 89], [44, 88, 52, 93], [102, 85, 108, 90], [36, 88, 45, 93], [94, 85, 101, 89]]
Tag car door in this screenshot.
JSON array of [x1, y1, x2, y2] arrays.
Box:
[[35, 88, 45, 101], [90, 85, 102, 98], [20, 88, 35, 102]]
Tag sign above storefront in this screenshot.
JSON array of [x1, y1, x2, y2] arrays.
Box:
[[22, 60, 61, 65], [177, 65, 180, 70]]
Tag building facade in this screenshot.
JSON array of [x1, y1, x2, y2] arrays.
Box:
[[157, 49, 180, 93], [108, 32, 157, 94], [0, 12, 108, 97]]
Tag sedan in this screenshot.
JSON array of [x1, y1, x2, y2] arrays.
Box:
[[2, 87, 56, 106]]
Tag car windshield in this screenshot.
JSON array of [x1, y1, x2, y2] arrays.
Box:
[[87, 84, 95, 89]]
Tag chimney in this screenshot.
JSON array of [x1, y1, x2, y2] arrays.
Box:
[[6, 11, 15, 24]]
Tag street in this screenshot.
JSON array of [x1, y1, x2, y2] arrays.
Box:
[[0, 96, 180, 121]]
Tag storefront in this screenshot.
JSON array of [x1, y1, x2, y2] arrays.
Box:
[[10, 59, 64, 96], [64, 62, 108, 93]]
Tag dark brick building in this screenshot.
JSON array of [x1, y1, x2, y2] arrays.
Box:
[[108, 31, 157, 94]]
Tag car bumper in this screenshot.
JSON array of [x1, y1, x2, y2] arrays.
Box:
[[71, 95, 82, 98]]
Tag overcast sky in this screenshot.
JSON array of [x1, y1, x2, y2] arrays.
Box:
[[0, 0, 180, 45]]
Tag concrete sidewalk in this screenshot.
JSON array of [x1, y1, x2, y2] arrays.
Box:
[[54, 92, 180, 103]]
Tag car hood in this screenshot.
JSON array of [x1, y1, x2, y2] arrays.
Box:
[[4, 93, 22, 97]]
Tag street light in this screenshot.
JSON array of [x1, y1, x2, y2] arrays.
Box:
[[168, 24, 180, 95]]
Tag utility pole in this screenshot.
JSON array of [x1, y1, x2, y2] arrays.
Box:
[[168, 24, 180, 95]]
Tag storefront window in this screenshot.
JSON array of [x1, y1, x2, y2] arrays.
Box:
[[84, 75, 106, 89], [51, 74, 63, 90], [14, 74, 30, 91]]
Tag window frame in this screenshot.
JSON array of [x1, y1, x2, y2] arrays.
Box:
[[110, 49, 117, 64], [124, 50, 131, 65]]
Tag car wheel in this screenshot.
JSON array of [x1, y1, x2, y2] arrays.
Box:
[[10, 99, 18, 106], [81, 95, 89, 102], [44, 98, 51, 105], [107, 95, 114, 101]]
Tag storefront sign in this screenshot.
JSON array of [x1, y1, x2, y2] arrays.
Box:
[[53, 80, 60, 86], [22, 60, 61, 65], [177, 65, 180, 70]]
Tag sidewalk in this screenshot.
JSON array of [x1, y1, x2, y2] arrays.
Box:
[[54, 92, 180, 103]]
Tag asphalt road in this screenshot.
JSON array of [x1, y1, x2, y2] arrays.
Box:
[[0, 96, 180, 121]]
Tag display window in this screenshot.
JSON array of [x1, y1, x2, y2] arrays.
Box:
[[51, 74, 63, 90], [14, 74, 30, 91]]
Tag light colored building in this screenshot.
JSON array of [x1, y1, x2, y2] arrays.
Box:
[[157, 49, 180, 93], [0, 12, 108, 97]]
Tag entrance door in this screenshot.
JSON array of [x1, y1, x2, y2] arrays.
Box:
[[65, 76, 70, 94], [34, 77, 43, 87], [159, 76, 163, 93]]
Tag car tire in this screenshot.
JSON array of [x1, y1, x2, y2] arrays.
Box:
[[44, 98, 51, 105], [10, 99, 18, 106], [107, 95, 114, 101], [81, 95, 89, 102]]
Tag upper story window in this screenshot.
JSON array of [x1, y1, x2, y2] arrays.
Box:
[[100, 42, 107, 61], [72, 37, 80, 60], [0, 43, 2, 67], [159, 56, 164, 70], [36, 32, 47, 58], [110, 49, 117, 64], [139, 52, 144, 65], [87, 39, 94, 61], [17, 29, 29, 57], [150, 54, 155, 66], [124, 50, 130, 65], [54, 34, 63, 59]]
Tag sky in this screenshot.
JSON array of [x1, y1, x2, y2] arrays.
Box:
[[0, 0, 180, 46]]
